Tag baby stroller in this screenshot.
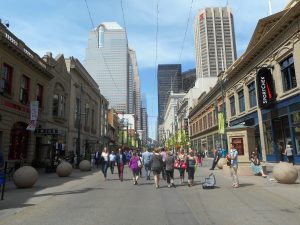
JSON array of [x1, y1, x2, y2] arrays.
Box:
[[202, 173, 216, 189]]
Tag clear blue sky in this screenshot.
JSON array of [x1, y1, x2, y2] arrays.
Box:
[[1, 0, 288, 139]]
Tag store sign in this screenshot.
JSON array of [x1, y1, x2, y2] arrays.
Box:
[[218, 112, 225, 134], [35, 128, 62, 135], [256, 68, 276, 108]]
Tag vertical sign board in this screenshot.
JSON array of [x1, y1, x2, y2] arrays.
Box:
[[256, 68, 276, 108]]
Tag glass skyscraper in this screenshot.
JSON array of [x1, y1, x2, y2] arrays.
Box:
[[84, 22, 128, 113], [157, 64, 181, 126]]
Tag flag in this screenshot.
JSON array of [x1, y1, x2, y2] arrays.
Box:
[[26, 101, 39, 131], [218, 112, 225, 134]]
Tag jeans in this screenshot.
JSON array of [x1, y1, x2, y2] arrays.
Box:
[[101, 161, 109, 178], [110, 161, 115, 174], [144, 163, 151, 178], [187, 167, 195, 180]]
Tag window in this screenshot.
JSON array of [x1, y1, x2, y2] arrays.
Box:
[[20, 75, 30, 105], [248, 82, 257, 108], [59, 95, 66, 118], [1, 63, 13, 95], [230, 96, 236, 116], [238, 90, 245, 113], [281, 55, 296, 91], [36, 84, 43, 107], [53, 94, 59, 116], [91, 109, 95, 130], [85, 103, 89, 127]]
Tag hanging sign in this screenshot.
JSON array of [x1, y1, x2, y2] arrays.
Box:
[[26, 101, 39, 131], [256, 68, 276, 108]]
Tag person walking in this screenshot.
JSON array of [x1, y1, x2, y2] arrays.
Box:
[[165, 151, 176, 188], [128, 151, 141, 185], [186, 150, 198, 187], [229, 143, 239, 188], [150, 148, 164, 189], [160, 148, 167, 180], [178, 148, 187, 185], [142, 148, 153, 180], [101, 147, 109, 181], [209, 148, 221, 170], [285, 141, 294, 164], [116, 148, 126, 182], [109, 151, 116, 174]]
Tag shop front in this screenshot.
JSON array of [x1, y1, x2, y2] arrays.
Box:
[[262, 94, 300, 164], [229, 111, 261, 158]]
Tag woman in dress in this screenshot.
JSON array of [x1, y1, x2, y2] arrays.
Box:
[[150, 148, 164, 189], [128, 151, 140, 185], [186, 149, 198, 187]]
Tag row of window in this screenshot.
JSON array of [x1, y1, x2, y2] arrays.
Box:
[[1, 63, 44, 107], [229, 55, 296, 117]]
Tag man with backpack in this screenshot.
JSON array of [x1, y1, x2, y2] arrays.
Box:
[[142, 148, 153, 180]]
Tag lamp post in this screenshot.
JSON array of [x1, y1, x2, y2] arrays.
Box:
[[75, 83, 84, 168], [218, 72, 228, 151]]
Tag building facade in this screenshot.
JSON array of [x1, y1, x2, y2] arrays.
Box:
[[189, 1, 300, 164], [0, 23, 55, 165], [84, 22, 128, 113], [182, 69, 196, 92], [194, 7, 237, 78], [65, 57, 108, 160]]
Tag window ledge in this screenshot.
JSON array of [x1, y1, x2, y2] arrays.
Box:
[[279, 87, 300, 100], [247, 107, 257, 114], [0, 93, 13, 99]]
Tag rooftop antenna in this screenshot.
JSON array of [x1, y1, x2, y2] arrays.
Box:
[[268, 0, 272, 15]]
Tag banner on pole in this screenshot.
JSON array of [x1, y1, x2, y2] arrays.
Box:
[[27, 101, 39, 131], [218, 112, 225, 134]]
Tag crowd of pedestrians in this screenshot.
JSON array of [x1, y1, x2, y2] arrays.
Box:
[[94, 146, 203, 188]]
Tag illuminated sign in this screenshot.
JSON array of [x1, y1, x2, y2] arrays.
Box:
[[256, 68, 276, 108]]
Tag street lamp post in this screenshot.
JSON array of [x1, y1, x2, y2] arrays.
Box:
[[218, 72, 228, 151], [76, 83, 84, 168]]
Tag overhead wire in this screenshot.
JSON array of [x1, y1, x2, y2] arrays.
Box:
[[150, 0, 160, 138], [178, 0, 194, 64]]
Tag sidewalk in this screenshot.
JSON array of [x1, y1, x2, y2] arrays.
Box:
[[0, 168, 100, 220]]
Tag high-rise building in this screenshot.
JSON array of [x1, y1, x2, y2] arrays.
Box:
[[128, 48, 141, 131], [182, 69, 196, 92], [194, 7, 237, 78], [157, 64, 181, 126], [84, 22, 128, 113], [140, 93, 148, 146]]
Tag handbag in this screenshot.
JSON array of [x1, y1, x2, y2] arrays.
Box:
[[180, 162, 187, 169], [138, 159, 143, 168], [174, 160, 180, 169]]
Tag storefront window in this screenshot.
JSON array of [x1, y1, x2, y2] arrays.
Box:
[[264, 120, 274, 154], [207, 135, 213, 157], [292, 112, 300, 155], [214, 134, 221, 150]]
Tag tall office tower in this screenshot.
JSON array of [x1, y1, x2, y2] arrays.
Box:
[[128, 48, 141, 130], [141, 107, 148, 147], [194, 7, 237, 78], [84, 22, 128, 113], [157, 64, 181, 126], [140, 93, 148, 146], [182, 68, 196, 92]]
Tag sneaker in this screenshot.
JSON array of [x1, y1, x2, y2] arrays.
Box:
[[168, 184, 171, 188], [171, 183, 176, 188]]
